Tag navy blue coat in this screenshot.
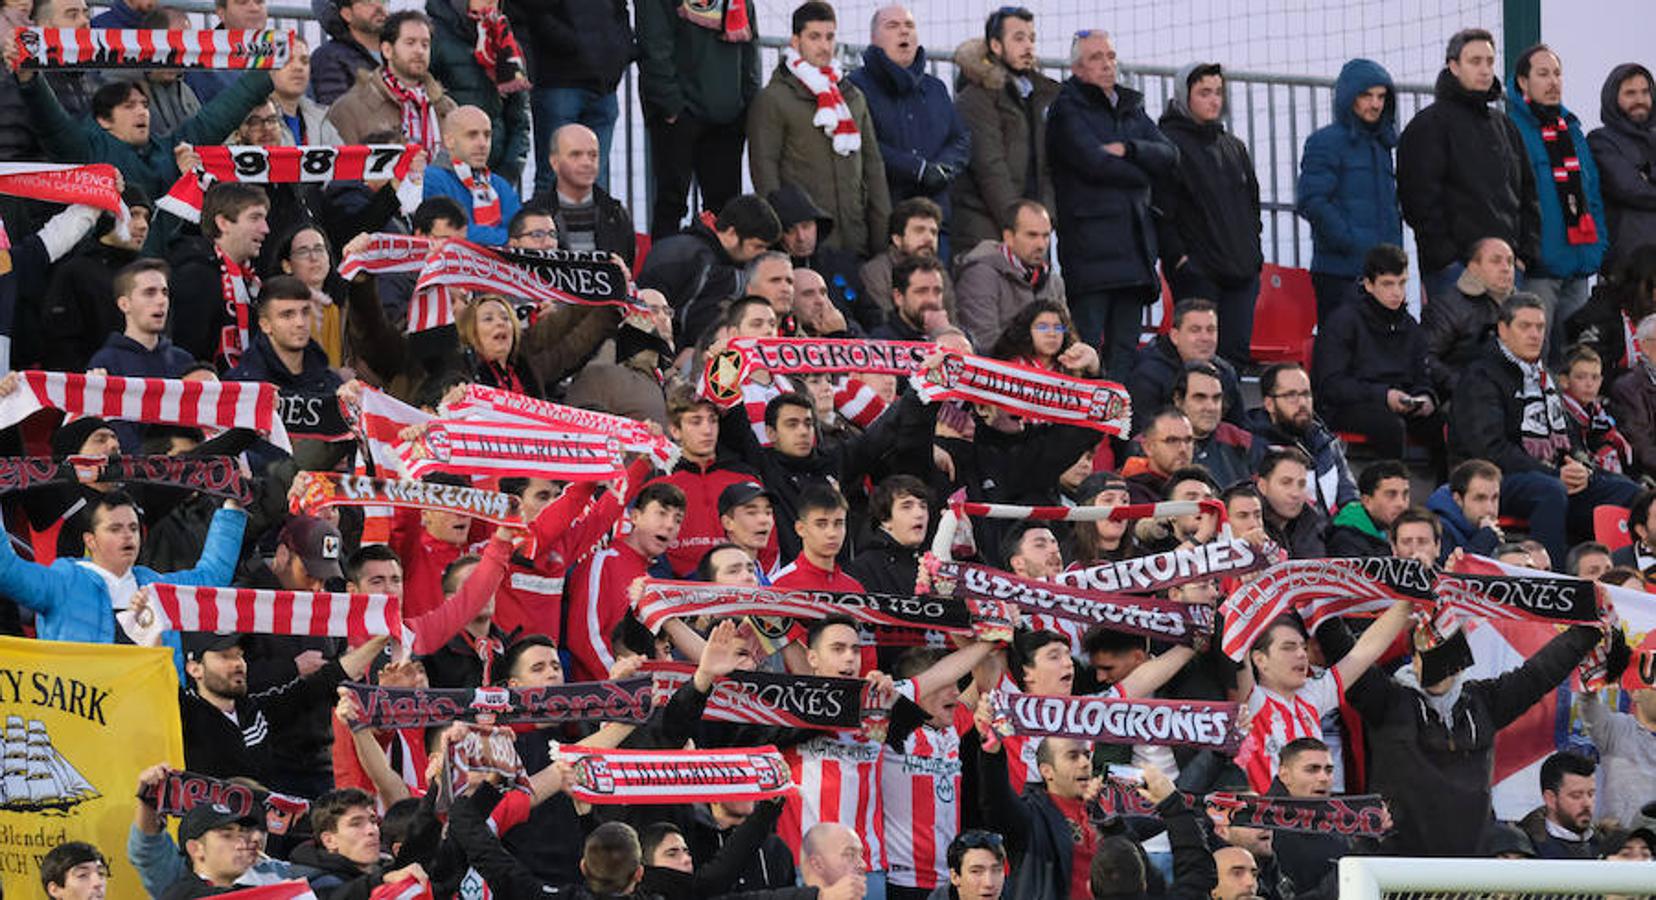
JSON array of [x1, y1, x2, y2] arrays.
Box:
[[87, 333, 197, 451], [1296, 58, 1403, 279], [1046, 78, 1178, 294], [847, 46, 971, 213]]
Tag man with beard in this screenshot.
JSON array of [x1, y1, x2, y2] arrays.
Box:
[[565, 482, 687, 682], [1244, 363, 1358, 517], [871, 256, 949, 341], [1519, 752, 1602, 858], [860, 197, 957, 323], [178, 631, 386, 783], [1588, 63, 1656, 272]]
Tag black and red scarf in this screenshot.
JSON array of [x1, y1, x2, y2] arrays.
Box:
[[678, 0, 751, 42], [467, 6, 529, 94], [381, 67, 441, 155], [1531, 103, 1599, 246]]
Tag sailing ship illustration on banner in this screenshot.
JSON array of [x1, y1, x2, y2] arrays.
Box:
[[0, 714, 100, 813]]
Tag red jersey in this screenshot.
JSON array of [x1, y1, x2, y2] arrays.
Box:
[[493, 481, 620, 640], [564, 540, 651, 682], [773, 558, 875, 673], [648, 462, 767, 577], [388, 507, 484, 619], [1241, 668, 1346, 793]]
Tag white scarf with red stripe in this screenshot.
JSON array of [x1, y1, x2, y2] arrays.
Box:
[[11, 27, 292, 70], [910, 350, 1133, 435], [451, 161, 500, 227], [0, 371, 290, 451], [158, 144, 418, 224], [444, 383, 680, 468], [401, 419, 627, 482], [335, 233, 455, 335], [217, 247, 257, 367], [783, 47, 860, 156], [146, 584, 402, 643], [557, 745, 797, 804]]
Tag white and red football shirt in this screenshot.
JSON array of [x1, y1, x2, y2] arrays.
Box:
[[779, 727, 888, 871], [881, 685, 963, 890], [1240, 667, 1345, 792]]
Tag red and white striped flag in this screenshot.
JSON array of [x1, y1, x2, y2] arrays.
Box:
[[368, 880, 431, 900], [444, 383, 679, 468], [12, 27, 292, 69], [399, 419, 626, 482], [211, 882, 317, 900], [338, 233, 432, 280], [148, 584, 401, 644], [0, 371, 289, 451]]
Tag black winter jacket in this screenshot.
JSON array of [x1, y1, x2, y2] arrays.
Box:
[[1263, 502, 1329, 559], [1126, 334, 1246, 435], [504, 0, 633, 93], [1244, 409, 1359, 516], [1312, 292, 1435, 409], [686, 802, 798, 895], [37, 240, 137, 371], [1345, 625, 1599, 855], [165, 236, 239, 365], [1156, 102, 1263, 288], [528, 178, 638, 268], [1588, 63, 1656, 272], [178, 661, 346, 783], [637, 220, 743, 345], [1397, 70, 1541, 272], [1447, 341, 1581, 474], [1420, 271, 1506, 398], [845, 526, 921, 597], [1047, 78, 1179, 294]]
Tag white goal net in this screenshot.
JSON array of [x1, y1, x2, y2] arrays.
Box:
[[1339, 857, 1656, 900]]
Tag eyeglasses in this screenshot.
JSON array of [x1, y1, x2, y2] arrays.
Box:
[[290, 244, 328, 260], [515, 228, 557, 242], [1268, 390, 1314, 401], [1032, 322, 1067, 334], [243, 114, 281, 129]]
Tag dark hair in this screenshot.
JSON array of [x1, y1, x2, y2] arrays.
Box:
[[1084, 624, 1148, 658], [1564, 541, 1612, 575], [990, 298, 1076, 363], [1257, 446, 1312, 480], [1358, 459, 1411, 497], [113, 257, 170, 303], [256, 274, 312, 314], [763, 391, 814, 429], [1089, 835, 1146, 898], [1564, 343, 1603, 371], [379, 9, 430, 47], [201, 183, 269, 241], [508, 203, 556, 239], [312, 787, 376, 836], [91, 79, 143, 123], [715, 194, 783, 244], [499, 634, 558, 684], [639, 821, 683, 866], [806, 612, 859, 648], [413, 196, 468, 236], [1258, 361, 1306, 398], [1163, 465, 1219, 498], [1498, 292, 1548, 325], [947, 831, 1007, 873], [891, 254, 946, 295], [888, 196, 943, 239], [1628, 489, 1656, 543], [723, 295, 775, 331], [1467, 236, 1514, 265], [999, 521, 1054, 569], [1449, 458, 1502, 497], [984, 5, 1034, 46], [791, 0, 836, 35], [1172, 360, 1223, 406], [893, 647, 945, 681], [1609, 243, 1656, 324], [1539, 751, 1596, 795], [1362, 243, 1410, 281], [1170, 297, 1218, 329], [345, 543, 401, 584], [1391, 507, 1442, 542], [84, 490, 140, 536], [380, 797, 422, 853], [141, 424, 204, 455], [1446, 27, 1495, 63], [1185, 62, 1224, 93], [41, 841, 106, 892], [583, 822, 643, 894], [609, 615, 656, 659], [1221, 482, 1261, 507], [1279, 736, 1330, 767], [440, 553, 481, 596], [633, 481, 688, 515], [1513, 43, 1558, 81], [1001, 198, 1049, 235], [871, 474, 928, 526], [797, 483, 848, 518], [694, 542, 747, 581], [666, 380, 718, 428], [1249, 613, 1307, 661], [1010, 628, 1069, 687]]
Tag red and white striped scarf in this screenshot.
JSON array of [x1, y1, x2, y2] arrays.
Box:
[[987, 690, 1243, 752], [557, 745, 797, 804], [335, 234, 455, 335], [445, 383, 680, 468], [347, 386, 429, 478], [11, 27, 292, 70], [451, 161, 500, 227], [782, 47, 859, 156], [414, 241, 640, 314], [633, 578, 1017, 641], [467, 6, 529, 95], [379, 67, 441, 155], [158, 144, 418, 223], [0, 371, 290, 451], [702, 337, 936, 406], [147, 584, 402, 644], [911, 350, 1133, 436], [678, 0, 752, 42], [1219, 558, 1432, 661], [400, 419, 626, 482], [209, 881, 317, 900], [217, 247, 258, 367]]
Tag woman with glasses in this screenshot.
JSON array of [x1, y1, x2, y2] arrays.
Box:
[[271, 221, 349, 367]]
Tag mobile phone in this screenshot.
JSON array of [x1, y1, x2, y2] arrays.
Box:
[[1106, 765, 1145, 786]]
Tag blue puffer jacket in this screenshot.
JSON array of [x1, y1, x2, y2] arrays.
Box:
[[846, 45, 972, 212], [1505, 96, 1608, 279], [1046, 77, 1178, 294], [0, 506, 246, 661], [1296, 59, 1402, 278]]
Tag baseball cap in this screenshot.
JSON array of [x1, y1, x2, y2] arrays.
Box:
[[178, 802, 259, 844], [181, 631, 249, 662], [718, 482, 774, 518], [278, 515, 344, 581]]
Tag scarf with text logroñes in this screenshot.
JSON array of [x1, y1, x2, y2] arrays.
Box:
[[988, 689, 1242, 752], [141, 768, 311, 836], [1219, 557, 1436, 661], [633, 579, 1017, 642], [338, 676, 655, 731], [0, 372, 290, 451], [1090, 783, 1390, 839], [157, 144, 419, 223], [292, 471, 524, 528], [927, 560, 1214, 646], [701, 336, 937, 405], [642, 661, 873, 731], [413, 240, 641, 313], [146, 584, 402, 644], [333, 234, 454, 336], [12, 27, 291, 69], [444, 383, 680, 469], [437, 724, 532, 811], [910, 350, 1133, 435], [558, 744, 796, 804], [398, 419, 627, 482], [1056, 537, 1267, 595], [678, 0, 751, 42], [0, 454, 252, 506], [782, 47, 859, 156], [380, 68, 441, 155]]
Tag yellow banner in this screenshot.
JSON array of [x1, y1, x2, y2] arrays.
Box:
[[0, 637, 182, 900]]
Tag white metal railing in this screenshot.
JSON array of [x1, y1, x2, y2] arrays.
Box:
[[1339, 856, 1656, 900]]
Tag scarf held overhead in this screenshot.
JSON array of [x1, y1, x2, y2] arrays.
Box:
[[988, 690, 1242, 752], [12, 27, 292, 69], [558, 745, 796, 804], [398, 419, 627, 482], [145, 584, 402, 644], [0, 371, 290, 451], [141, 768, 311, 836], [1219, 557, 1435, 661], [1056, 537, 1267, 594], [928, 561, 1214, 645], [1090, 783, 1389, 839], [910, 351, 1133, 435], [157, 144, 419, 223], [292, 471, 524, 528], [702, 337, 937, 406], [633, 579, 1017, 642], [444, 383, 680, 469], [339, 677, 655, 730], [0, 454, 252, 506], [642, 661, 871, 731], [414, 241, 639, 313]]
